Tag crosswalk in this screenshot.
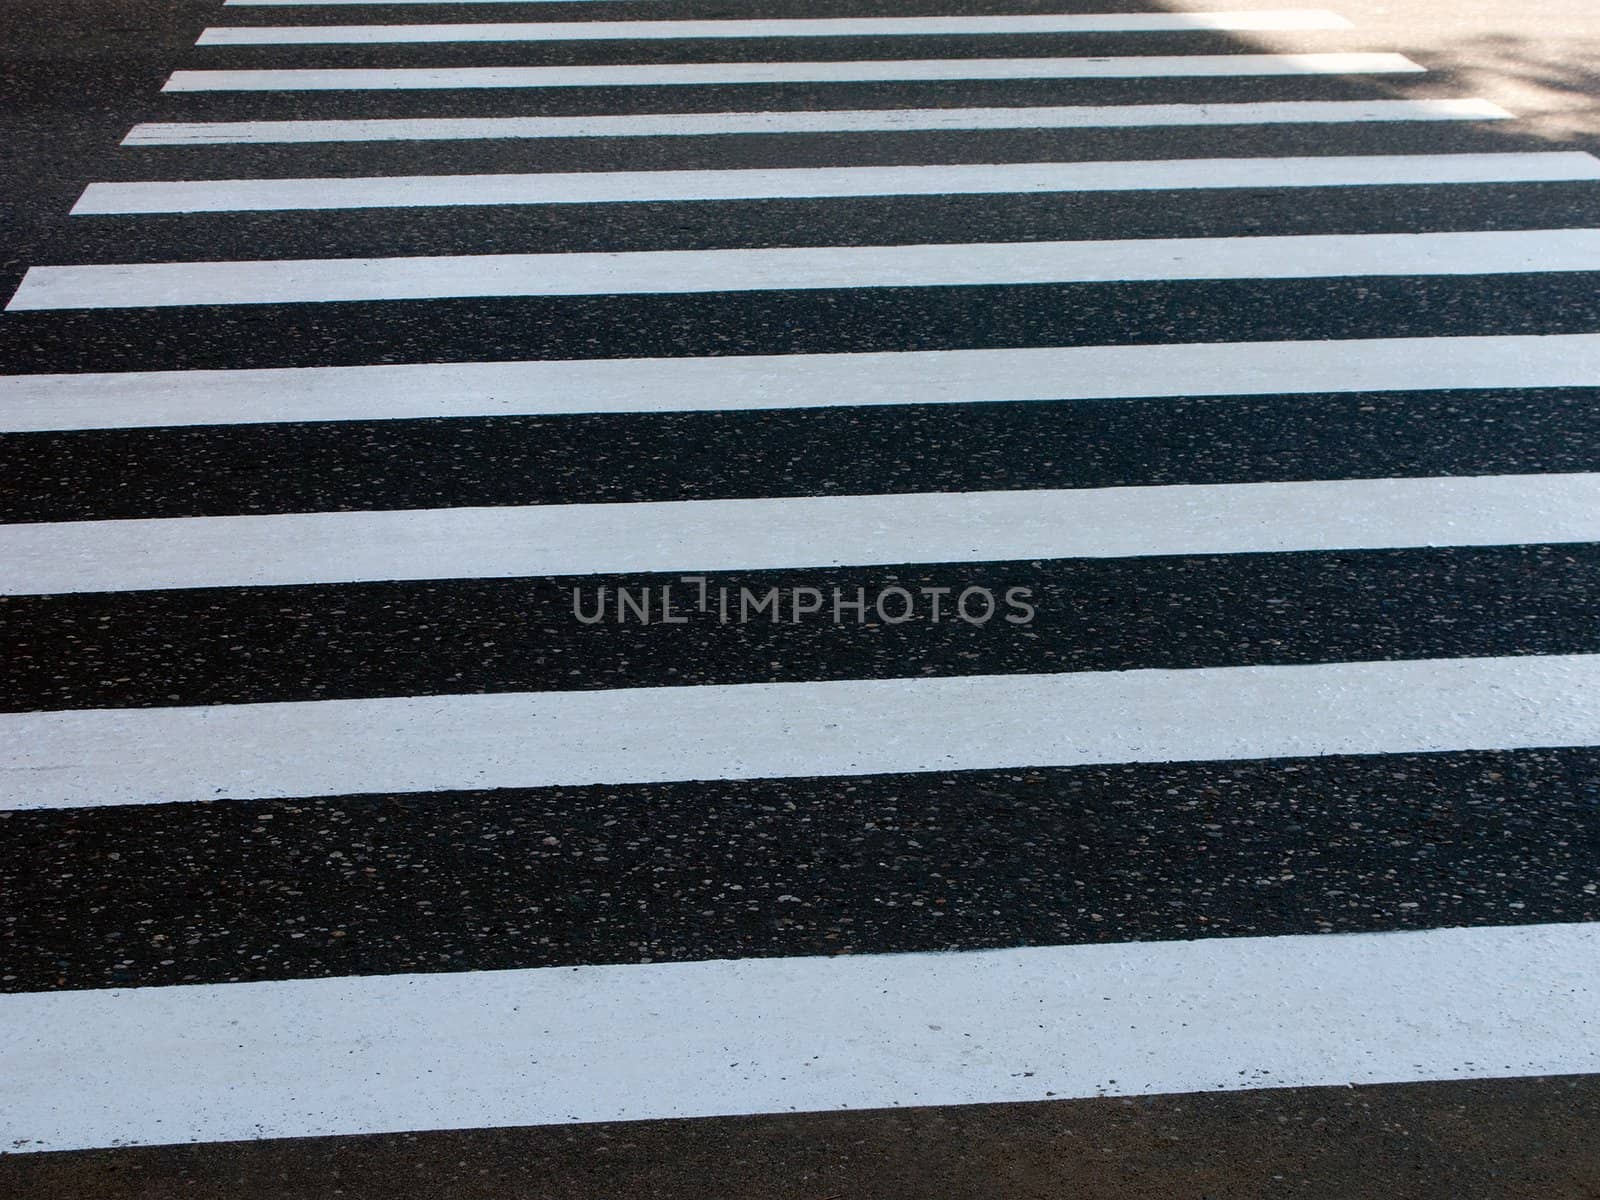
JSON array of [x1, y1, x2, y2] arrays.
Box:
[[159, 53, 1427, 90], [9, 473, 1600, 592], [10, 653, 1600, 811], [74, 152, 1600, 211], [122, 98, 1515, 144], [2, 0, 1599, 1174], [10, 922, 1599, 1149], [6, 331, 1596, 428], [22, 229, 1600, 309], [193, 11, 1358, 41]]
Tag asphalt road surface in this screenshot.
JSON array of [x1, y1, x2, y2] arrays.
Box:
[[3, 0, 1600, 1196]]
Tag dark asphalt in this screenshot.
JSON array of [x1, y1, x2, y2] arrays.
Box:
[[3, 0, 1600, 1193], [4, 1075, 1598, 1200], [4, 385, 1600, 520], [5, 546, 1600, 710], [4, 747, 1599, 992]]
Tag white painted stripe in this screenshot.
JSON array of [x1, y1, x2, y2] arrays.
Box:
[[120, 99, 1516, 146], [161, 53, 1426, 91], [9, 229, 1595, 310], [198, 12, 1354, 44], [2, 332, 1597, 434], [75, 153, 1599, 215], [3, 653, 1600, 810], [6, 921, 1599, 1153], [3, 473, 1597, 596]]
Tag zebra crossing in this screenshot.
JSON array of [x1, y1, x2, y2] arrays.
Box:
[[3, 0, 1600, 1179], [9, 652, 1600, 812], [9, 921, 1599, 1150], [193, 11, 1359, 40], [8, 472, 1600, 593], [159, 53, 1426, 90], [122, 98, 1515, 144], [73, 152, 1600, 212], [19, 229, 1600, 309], [25, 227, 1600, 310], [5, 331, 1596, 429]]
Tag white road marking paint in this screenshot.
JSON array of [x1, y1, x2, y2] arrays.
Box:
[[197, 12, 1354, 44], [3, 473, 1598, 596], [4, 653, 1600, 810], [4, 922, 1597, 1153], [74, 152, 1598, 214], [122, 99, 1512, 146], [9, 228, 1595, 310], [3, 332, 1595, 433], [161, 53, 1425, 91]]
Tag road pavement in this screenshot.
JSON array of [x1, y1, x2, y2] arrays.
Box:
[[2, 0, 1599, 1195]]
